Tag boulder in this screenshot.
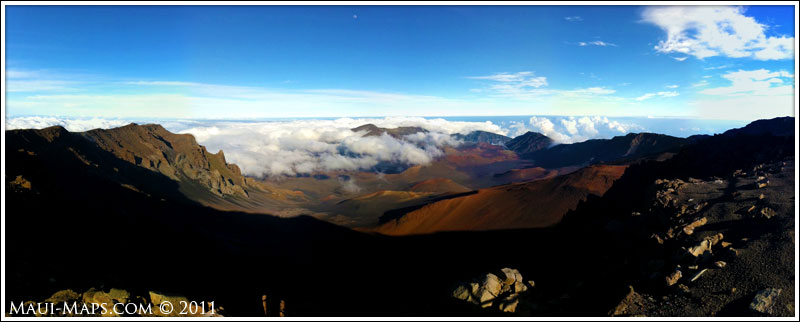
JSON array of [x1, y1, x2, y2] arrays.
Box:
[[476, 273, 503, 304], [750, 288, 782, 315], [682, 217, 707, 235], [499, 294, 520, 313], [452, 284, 472, 301], [688, 233, 724, 257], [665, 269, 682, 286]]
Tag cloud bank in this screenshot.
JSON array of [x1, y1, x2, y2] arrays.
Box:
[[179, 117, 505, 177]]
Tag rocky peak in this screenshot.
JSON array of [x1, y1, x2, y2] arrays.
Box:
[[80, 123, 250, 198], [505, 131, 554, 155]]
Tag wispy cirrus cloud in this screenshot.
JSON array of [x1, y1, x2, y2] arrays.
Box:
[[467, 71, 616, 99], [693, 69, 795, 120], [564, 16, 583, 22], [699, 69, 793, 96], [575, 40, 617, 47], [6, 68, 82, 92], [635, 91, 680, 101]]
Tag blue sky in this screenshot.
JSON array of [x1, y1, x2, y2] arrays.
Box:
[[4, 5, 796, 120]]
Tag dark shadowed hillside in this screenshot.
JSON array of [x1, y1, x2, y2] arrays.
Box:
[[505, 131, 554, 154], [523, 132, 688, 168]]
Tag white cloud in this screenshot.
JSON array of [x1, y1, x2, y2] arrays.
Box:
[[673, 56, 689, 61], [642, 6, 794, 60], [666, 84, 679, 89], [694, 69, 794, 120], [635, 91, 680, 101], [468, 72, 616, 99], [704, 65, 733, 70], [564, 16, 583, 22], [527, 116, 641, 143], [576, 40, 617, 47], [699, 69, 794, 96], [692, 80, 710, 87]]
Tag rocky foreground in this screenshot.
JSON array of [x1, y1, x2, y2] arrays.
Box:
[[445, 158, 794, 317], [604, 158, 795, 316]]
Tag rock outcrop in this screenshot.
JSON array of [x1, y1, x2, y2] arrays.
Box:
[[451, 267, 535, 313]]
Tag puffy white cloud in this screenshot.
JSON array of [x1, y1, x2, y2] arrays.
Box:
[[642, 6, 794, 60], [526, 116, 640, 144], [635, 91, 680, 101]]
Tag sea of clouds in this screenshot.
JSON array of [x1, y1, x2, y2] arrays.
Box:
[[5, 115, 645, 177]]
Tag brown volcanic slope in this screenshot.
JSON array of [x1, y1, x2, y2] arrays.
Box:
[[408, 178, 471, 193], [372, 164, 627, 235]]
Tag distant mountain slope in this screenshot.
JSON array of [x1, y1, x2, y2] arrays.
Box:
[[505, 131, 554, 154], [524, 133, 688, 168], [352, 123, 428, 138], [452, 130, 512, 145], [372, 164, 627, 235], [721, 116, 794, 137]]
